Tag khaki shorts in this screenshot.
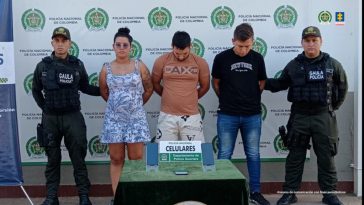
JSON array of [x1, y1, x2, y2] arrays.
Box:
[[155, 111, 205, 142]]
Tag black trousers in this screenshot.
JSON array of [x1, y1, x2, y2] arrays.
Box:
[[42, 111, 90, 196], [283, 111, 338, 192]]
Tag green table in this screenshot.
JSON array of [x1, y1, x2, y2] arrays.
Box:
[[114, 159, 248, 205]]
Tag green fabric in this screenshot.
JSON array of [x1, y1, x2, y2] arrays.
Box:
[[114, 159, 249, 205]]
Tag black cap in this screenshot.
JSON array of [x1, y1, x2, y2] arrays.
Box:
[[302, 26, 321, 39], [52, 27, 71, 40]]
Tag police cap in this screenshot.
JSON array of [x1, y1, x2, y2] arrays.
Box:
[[52, 27, 71, 40], [302, 26, 321, 39]]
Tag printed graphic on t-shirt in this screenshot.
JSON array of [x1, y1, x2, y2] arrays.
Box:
[[164, 66, 198, 75], [230, 62, 253, 72], [185, 134, 196, 141]]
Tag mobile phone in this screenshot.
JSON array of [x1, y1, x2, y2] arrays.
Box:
[[174, 170, 189, 175]]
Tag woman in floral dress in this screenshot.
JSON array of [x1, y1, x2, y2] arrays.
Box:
[[99, 27, 153, 198]]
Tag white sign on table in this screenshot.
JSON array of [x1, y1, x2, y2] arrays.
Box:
[[159, 141, 202, 162]]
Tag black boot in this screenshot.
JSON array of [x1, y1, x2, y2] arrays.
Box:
[[276, 193, 297, 205], [79, 194, 92, 205], [41, 196, 59, 205], [322, 194, 343, 205]]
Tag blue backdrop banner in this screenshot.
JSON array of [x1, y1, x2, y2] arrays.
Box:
[[0, 0, 24, 186]]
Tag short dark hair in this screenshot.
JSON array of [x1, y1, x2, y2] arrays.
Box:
[[172, 31, 191, 49], [234, 23, 254, 41], [114, 27, 133, 44]]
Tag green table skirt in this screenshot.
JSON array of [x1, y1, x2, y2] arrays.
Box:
[[114, 160, 249, 205]]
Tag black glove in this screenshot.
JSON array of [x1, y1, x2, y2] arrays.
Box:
[[279, 125, 288, 147], [36, 123, 48, 147]]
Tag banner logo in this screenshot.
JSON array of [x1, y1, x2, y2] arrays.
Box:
[[69, 41, 79, 57], [274, 5, 297, 28], [198, 103, 205, 120], [88, 136, 109, 157], [212, 135, 219, 153], [148, 7, 172, 30], [85, 8, 109, 31], [211, 6, 235, 29], [318, 11, 332, 24], [274, 70, 283, 79], [21, 9, 46, 31], [335, 12, 345, 25], [252, 37, 267, 57], [23, 73, 33, 95], [151, 135, 158, 143], [130, 40, 142, 59], [261, 103, 267, 121], [155, 129, 162, 142], [191, 38, 205, 57], [26, 137, 46, 158], [88, 72, 99, 86], [273, 134, 288, 154]]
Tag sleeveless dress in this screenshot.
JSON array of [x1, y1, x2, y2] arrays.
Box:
[[100, 60, 151, 143]]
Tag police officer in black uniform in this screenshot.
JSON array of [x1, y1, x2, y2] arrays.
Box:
[[32, 27, 100, 205], [265, 26, 348, 205]]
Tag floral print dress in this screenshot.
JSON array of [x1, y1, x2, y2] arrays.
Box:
[[100, 60, 151, 143]]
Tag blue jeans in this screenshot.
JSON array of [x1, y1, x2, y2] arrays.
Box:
[[217, 113, 262, 193]]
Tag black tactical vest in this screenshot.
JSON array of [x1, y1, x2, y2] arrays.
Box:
[[287, 54, 333, 106], [41, 56, 81, 113]]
